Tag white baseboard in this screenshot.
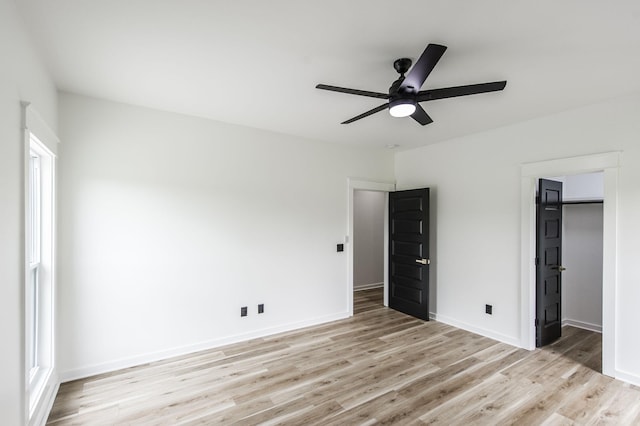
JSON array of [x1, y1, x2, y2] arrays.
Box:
[[562, 318, 602, 333], [430, 313, 521, 347], [59, 311, 350, 382], [615, 369, 640, 387], [354, 282, 383, 291]]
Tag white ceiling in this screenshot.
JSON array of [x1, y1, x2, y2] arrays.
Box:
[[18, 0, 640, 149]]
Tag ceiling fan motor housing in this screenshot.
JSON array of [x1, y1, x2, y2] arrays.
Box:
[[390, 57, 418, 104]]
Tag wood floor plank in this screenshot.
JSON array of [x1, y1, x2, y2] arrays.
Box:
[[417, 371, 511, 424], [323, 391, 406, 426], [584, 382, 640, 424], [47, 288, 640, 425], [557, 373, 616, 423]]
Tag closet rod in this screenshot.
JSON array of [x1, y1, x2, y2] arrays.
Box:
[[562, 200, 603, 205]]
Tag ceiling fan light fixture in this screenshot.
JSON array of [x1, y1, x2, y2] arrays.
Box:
[[389, 98, 416, 118]]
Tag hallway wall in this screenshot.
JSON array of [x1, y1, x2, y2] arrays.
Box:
[[353, 190, 385, 290]]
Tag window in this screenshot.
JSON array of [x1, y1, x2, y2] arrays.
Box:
[[26, 133, 55, 418], [23, 103, 59, 425], [28, 150, 41, 377]]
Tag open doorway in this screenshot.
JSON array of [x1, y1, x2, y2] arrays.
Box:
[[520, 152, 619, 377], [349, 182, 431, 320], [536, 173, 603, 356], [347, 179, 395, 316], [353, 189, 385, 313], [560, 173, 604, 334]]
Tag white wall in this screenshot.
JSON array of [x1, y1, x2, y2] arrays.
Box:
[[57, 93, 394, 380], [395, 93, 640, 384], [0, 0, 58, 423], [353, 190, 385, 290]]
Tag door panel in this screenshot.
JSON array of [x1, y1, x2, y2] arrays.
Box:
[[392, 241, 423, 257], [536, 179, 563, 347], [389, 188, 430, 320], [392, 263, 423, 281]]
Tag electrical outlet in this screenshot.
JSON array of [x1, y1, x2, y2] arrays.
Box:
[[241, 306, 248, 317], [337, 243, 344, 252], [258, 304, 264, 314], [485, 304, 493, 315]]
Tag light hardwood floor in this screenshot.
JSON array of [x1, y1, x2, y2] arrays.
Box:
[[47, 288, 640, 425]]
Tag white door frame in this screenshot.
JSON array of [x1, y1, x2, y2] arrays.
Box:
[[520, 152, 619, 377], [347, 179, 395, 316]]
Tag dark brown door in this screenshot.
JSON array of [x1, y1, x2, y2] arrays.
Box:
[[389, 188, 430, 321], [536, 179, 564, 347]]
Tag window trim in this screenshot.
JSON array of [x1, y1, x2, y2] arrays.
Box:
[[23, 102, 59, 426], [26, 134, 55, 415]]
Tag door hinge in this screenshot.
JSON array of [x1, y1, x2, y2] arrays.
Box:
[[535, 257, 539, 266], [535, 318, 539, 327]]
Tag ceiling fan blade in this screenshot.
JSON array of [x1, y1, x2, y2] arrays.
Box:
[[417, 81, 507, 102], [341, 103, 389, 124], [410, 105, 433, 126], [400, 44, 447, 93], [316, 84, 389, 99]]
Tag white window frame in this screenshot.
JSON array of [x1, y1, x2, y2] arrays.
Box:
[[28, 151, 42, 380], [23, 103, 59, 426]]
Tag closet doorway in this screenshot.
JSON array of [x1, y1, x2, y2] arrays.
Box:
[[520, 151, 619, 378], [536, 173, 604, 348]]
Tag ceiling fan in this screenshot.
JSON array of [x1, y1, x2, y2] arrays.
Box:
[[316, 43, 507, 126]]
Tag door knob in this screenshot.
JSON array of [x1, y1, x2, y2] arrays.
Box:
[[415, 258, 430, 265], [551, 265, 566, 271]]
